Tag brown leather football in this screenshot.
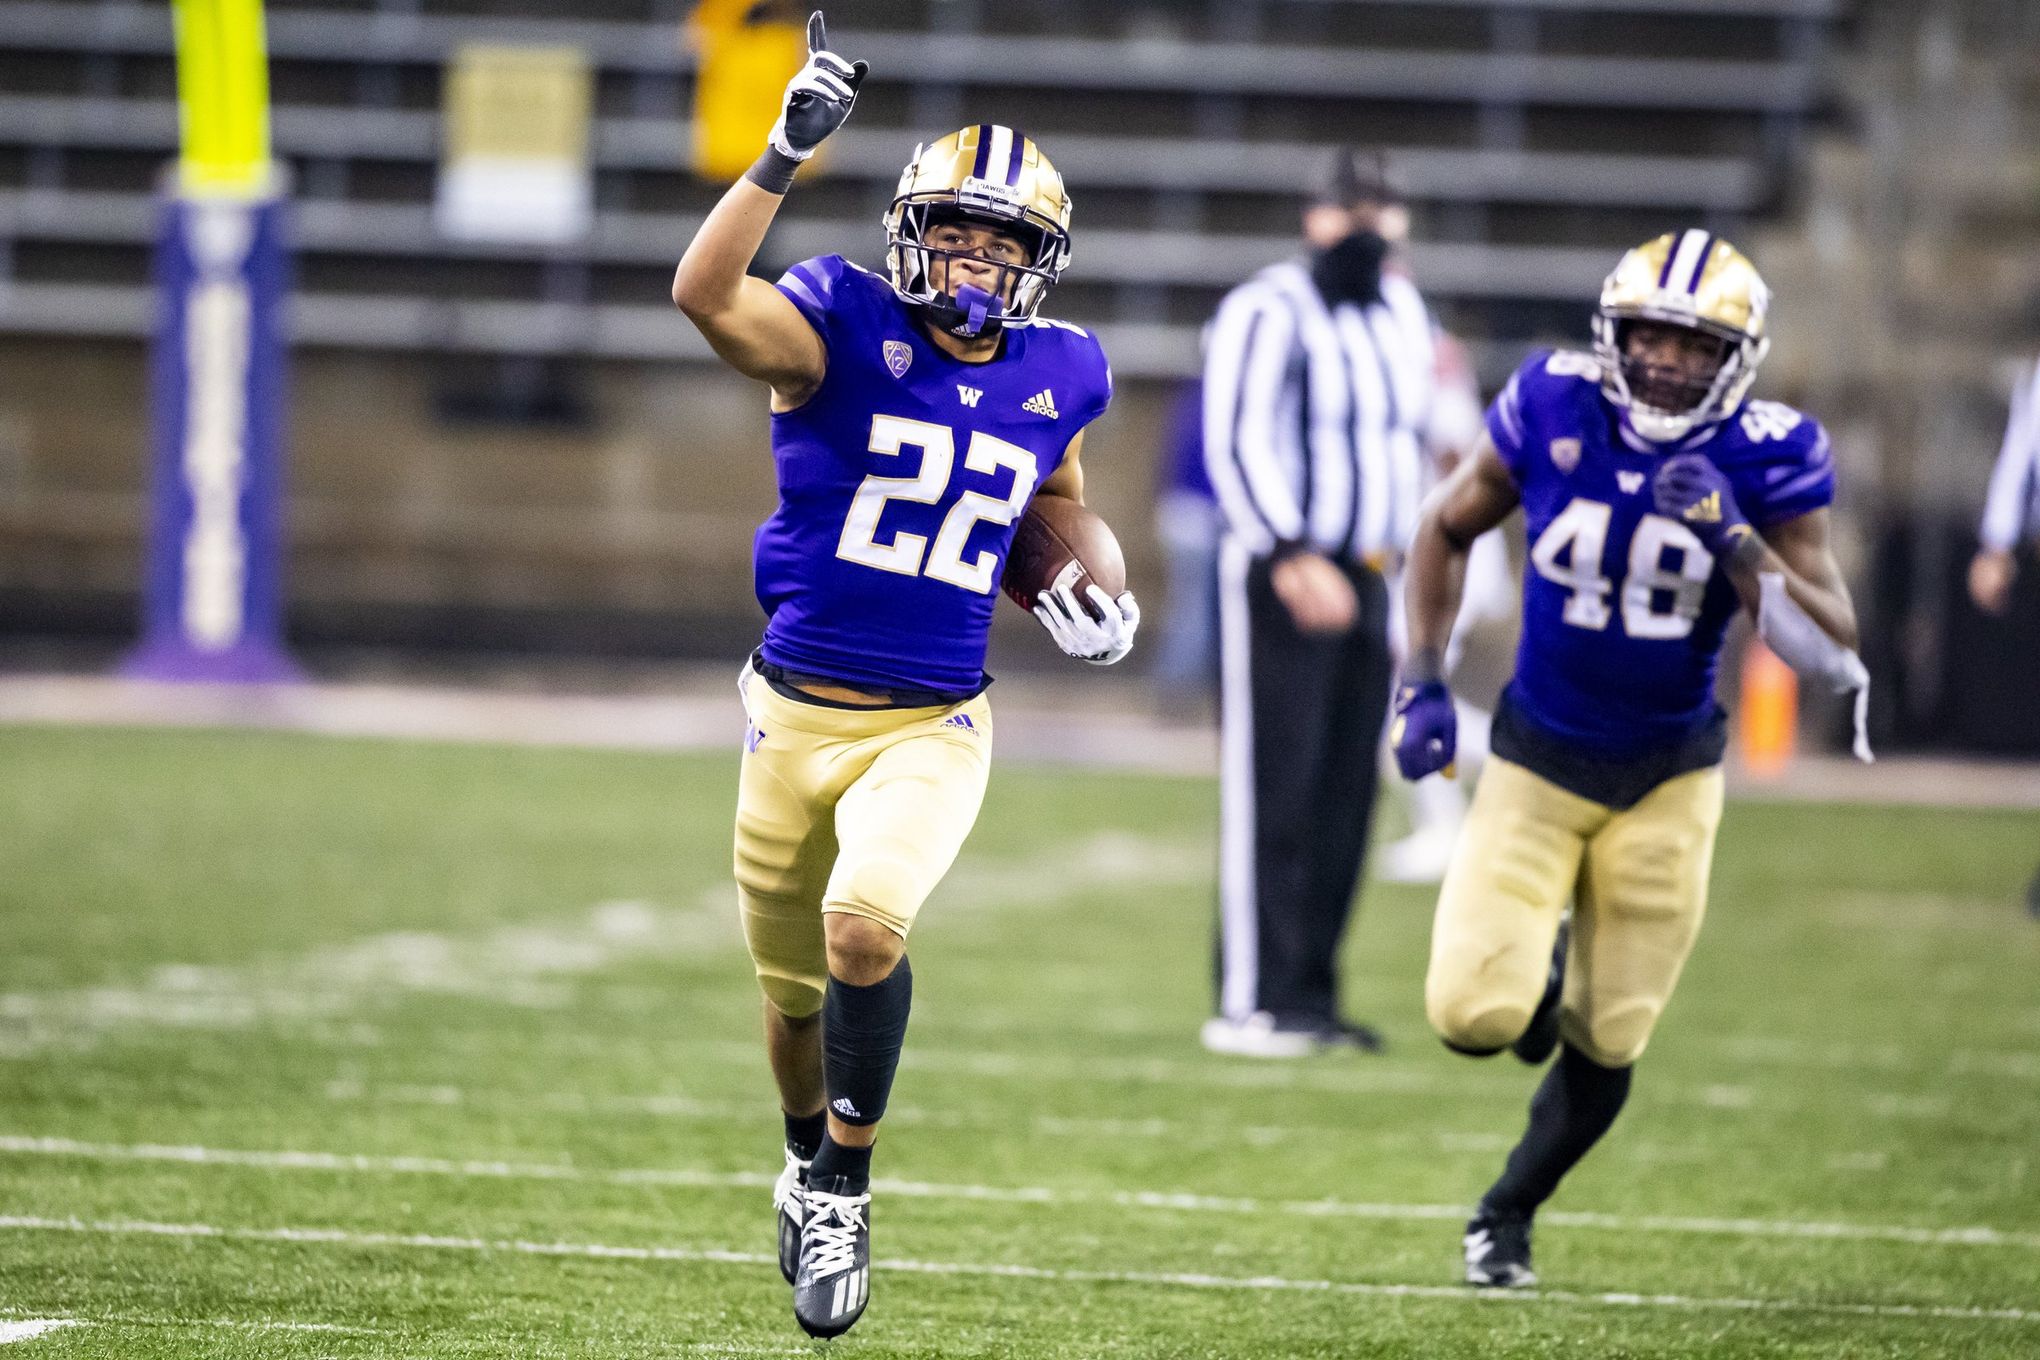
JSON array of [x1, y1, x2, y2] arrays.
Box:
[[1001, 495, 1127, 613]]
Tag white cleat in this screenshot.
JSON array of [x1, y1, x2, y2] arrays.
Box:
[[773, 1147, 808, 1285], [1199, 1011, 1318, 1059]]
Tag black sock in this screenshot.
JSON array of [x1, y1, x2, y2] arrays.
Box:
[[808, 1131, 875, 1193], [783, 1109, 826, 1162], [821, 955, 913, 1129], [1481, 1043, 1633, 1219]]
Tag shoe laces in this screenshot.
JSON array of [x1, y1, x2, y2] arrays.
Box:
[[774, 1151, 809, 1213], [803, 1189, 868, 1277]]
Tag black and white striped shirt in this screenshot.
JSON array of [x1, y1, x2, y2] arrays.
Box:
[[1981, 356, 2040, 552], [1201, 260, 1435, 562]]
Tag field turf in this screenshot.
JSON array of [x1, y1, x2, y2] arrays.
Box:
[[1, 723, 2037, 1358]]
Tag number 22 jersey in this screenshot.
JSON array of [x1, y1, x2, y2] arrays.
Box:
[[1488, 349, 1835, 758], [757, 254, 1113, 695]]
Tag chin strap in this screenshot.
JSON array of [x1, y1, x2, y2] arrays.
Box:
[[1756, 571, 1873, 763]]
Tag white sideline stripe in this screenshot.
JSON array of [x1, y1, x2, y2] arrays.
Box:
[[0, 1321, 74, 1344], [0, 1215, 2034, 1328], [5, 1135, 2036, 1252]]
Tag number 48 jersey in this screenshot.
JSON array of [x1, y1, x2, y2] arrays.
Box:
[[1489, 349, 1834, 754], [758, 254, 1112, 695]]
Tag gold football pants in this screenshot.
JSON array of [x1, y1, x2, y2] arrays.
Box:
[[1425, 756, 1724, 1068], [733, 663, 993, 1018]]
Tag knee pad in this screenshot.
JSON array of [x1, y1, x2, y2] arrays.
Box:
[[1427, 991, 1535, 1054], [1562, 1001, 1655, 1069], [826, 838, 924, 938]]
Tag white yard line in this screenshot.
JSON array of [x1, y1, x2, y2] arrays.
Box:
[[0, 1308, 382, 1338], [0, 1321, 74, 1345], [0, 1214, 2033, 1327], [4, 1134, 2035, 1252]]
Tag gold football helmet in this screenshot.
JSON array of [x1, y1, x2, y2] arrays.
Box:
[[882, 124, 1073, 337], [1592, 230, 1772, 443]]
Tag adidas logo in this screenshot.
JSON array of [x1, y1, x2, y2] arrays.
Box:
[[830, 1096, 860, 1118], [1021, 388, 1059, 419], [941, 712, 977, 732], [1685, 491, 1723, 524]]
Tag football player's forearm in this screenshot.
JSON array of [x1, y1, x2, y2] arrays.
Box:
[[671, 179, 785, 317], [1725, 536, 1859, 649], [1403, 516, 1470, 667]]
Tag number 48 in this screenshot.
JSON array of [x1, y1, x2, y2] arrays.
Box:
[[1529, 497, 1713, 639]]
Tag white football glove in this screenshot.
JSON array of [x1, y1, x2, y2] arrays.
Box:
[[767, 12, 867, 162], [1033, 567, 1140, 666]]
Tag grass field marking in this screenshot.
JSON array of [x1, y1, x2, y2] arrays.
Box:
[[8, 1134, 2038, 1253], [0, 832, 1200, 1058], [0, 1310, 383, 1338], [321, 1077, 1516, 1153], [2, 1213, 2036, 1328], [0, 1320, 74, 1345]]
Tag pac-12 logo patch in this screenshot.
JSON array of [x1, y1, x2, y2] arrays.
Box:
[[882, 340, 912, 378], [1549, 437, 1581, 474]]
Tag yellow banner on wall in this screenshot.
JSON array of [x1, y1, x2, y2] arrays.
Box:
[[173, 0, 273, 196], [689, 2, 806, 183]]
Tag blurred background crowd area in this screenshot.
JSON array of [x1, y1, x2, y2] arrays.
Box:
[[0, 0, 2036, 754]]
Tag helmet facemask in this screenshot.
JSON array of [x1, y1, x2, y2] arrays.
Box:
[[890, 203, 1061, 338], [1592, 309, 1767, 445]]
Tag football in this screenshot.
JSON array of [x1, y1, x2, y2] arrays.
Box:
[[1001, 495, 1127, 613]]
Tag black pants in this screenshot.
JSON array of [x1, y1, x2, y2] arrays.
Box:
[[1214, 540, 1394, 1022]]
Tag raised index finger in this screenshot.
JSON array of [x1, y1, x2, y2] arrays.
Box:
[[807, 10, 827, 56]]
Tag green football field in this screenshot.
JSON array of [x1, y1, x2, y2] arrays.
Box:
[[1, 723, 2037, 1358]]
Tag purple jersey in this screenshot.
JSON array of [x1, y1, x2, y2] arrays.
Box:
[[759, 255, 1112, 694], [1489, 349, 1834, 753]]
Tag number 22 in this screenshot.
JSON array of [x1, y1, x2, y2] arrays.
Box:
[[836, 415, 1039, 594]]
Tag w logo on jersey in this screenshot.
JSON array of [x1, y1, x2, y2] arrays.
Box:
[[1616, 470, 1645, 495], [1021, 388, 1059, 419], [957, 385, 983, 407]]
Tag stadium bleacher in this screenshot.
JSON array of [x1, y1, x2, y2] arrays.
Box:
[[0, 0, 1847, 650], [0, 0, 1840, 378]]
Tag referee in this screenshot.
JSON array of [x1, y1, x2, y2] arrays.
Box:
[[1965, 353, 2040, 918], [1201, 148, 1435, 1057]]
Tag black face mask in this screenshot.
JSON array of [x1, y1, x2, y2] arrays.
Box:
[[1311, 229, 1389, 307]]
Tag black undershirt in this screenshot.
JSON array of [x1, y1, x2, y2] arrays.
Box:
[[1490, 686, 1726, 811], [751, 651, 985, 712]]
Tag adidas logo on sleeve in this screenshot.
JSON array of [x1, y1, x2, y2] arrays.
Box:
[[1021, 388, 1059, 419]]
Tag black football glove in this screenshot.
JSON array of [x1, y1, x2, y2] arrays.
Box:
[[768, 12, 868, 162]]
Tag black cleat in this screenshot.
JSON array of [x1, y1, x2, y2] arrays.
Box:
[[1316, 1017, 1386, 1053], [792, 1175, 871, 1338], [772, 1148, 808, 1285], [1463, 1210, 1537, 1288], [1511, 917, 1569, 1065]]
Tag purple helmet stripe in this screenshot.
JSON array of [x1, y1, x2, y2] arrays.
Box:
[[1004, 129, 1027, 186], [1655, 236, 1682, 288], [971, 125, 993, 180]]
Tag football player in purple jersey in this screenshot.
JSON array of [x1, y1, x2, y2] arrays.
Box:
[[1393, 232, 1871, 1287], [670, 12, 1137, 1338]]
